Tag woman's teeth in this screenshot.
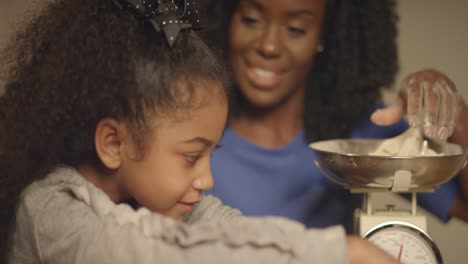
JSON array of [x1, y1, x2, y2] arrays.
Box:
[[253, 68, 276, 78]]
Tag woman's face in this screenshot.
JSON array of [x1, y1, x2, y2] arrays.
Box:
[[229, 0, 326, 109]]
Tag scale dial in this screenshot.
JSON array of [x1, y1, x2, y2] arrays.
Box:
[[363, 221, 443, 264]]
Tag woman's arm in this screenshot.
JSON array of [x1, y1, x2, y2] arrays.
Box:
[[448, 103, 468, 221]]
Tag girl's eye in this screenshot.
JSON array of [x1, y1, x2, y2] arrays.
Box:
[[184, 153, 202, 165]]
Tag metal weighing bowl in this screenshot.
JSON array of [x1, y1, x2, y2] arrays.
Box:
[[309, 139, 467, 191]]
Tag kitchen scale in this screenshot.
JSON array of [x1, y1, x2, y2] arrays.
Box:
[[309, 138, 467, 264]]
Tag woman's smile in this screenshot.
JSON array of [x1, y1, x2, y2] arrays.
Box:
[[246, 67, 286, 89], [245, 60, 288, 90]]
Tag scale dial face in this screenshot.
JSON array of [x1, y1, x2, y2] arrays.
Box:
[[364, 221, 443, 264]]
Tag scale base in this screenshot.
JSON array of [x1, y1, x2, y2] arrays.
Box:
[[355, 209, 427, 236]]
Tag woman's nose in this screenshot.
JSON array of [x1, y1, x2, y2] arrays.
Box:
[[255, 24, 282, 58]]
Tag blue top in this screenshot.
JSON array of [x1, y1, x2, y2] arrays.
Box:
[[208, 117, 457, 233]]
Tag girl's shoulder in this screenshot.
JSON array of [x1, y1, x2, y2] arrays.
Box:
[[12, 166, 97, 262]]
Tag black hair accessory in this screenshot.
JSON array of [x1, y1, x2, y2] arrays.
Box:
[[112, 0, 200, 47]]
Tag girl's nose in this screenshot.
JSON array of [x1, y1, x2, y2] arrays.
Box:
[[255, 24, 282, 58], [192, 168, 214, 191]]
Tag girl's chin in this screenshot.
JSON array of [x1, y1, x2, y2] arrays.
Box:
[[162, 207, 192, 221]]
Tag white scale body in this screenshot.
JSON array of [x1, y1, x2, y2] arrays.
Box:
[[353, 170, 443, 264]]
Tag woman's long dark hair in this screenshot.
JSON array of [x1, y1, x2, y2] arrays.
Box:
[[0, 0, 229, 261], [200, 0, 398, 142]]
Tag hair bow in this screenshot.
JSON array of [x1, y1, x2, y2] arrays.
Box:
[[112, 0, 200, 47]]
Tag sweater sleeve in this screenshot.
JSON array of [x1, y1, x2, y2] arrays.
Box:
[[28, 188, 347, 264], [184, 195, 243, 224]]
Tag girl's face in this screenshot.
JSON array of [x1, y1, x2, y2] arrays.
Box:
[[118, 82, 228, 221], [229, 0, 326, 109]]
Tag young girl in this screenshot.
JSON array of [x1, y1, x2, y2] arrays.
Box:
[[0, 0, 397, 263]]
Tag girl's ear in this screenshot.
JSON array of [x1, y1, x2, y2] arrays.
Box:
[[94, 118, 128, 170]]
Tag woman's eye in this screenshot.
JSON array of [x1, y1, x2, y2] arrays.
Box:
[[288, 27, 306, 36], [241, 16, 258, 26]]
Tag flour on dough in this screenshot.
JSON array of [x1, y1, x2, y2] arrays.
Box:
[[371, 128, 440, 156]]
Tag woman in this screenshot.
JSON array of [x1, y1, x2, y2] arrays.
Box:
[[201, 0, 468, 232]]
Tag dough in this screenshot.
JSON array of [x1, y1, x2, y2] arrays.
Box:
[[371, 128, 440, 156]]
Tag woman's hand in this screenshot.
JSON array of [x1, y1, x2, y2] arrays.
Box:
[[371, 69, 468, 221], [371, 69, 464, 140]]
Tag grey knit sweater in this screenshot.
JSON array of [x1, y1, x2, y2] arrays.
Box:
[[10, 166, 347, 264]]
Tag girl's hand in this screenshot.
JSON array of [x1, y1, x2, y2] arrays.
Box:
[[347, 236, 399, 264], [371, 69, 463, 140]]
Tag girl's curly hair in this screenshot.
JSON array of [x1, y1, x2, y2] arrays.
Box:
[[200, 0, 398, 142], [0, 0, 229, 261]]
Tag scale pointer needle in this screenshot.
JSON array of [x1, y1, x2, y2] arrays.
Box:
[[397, 243, 404, 262]]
